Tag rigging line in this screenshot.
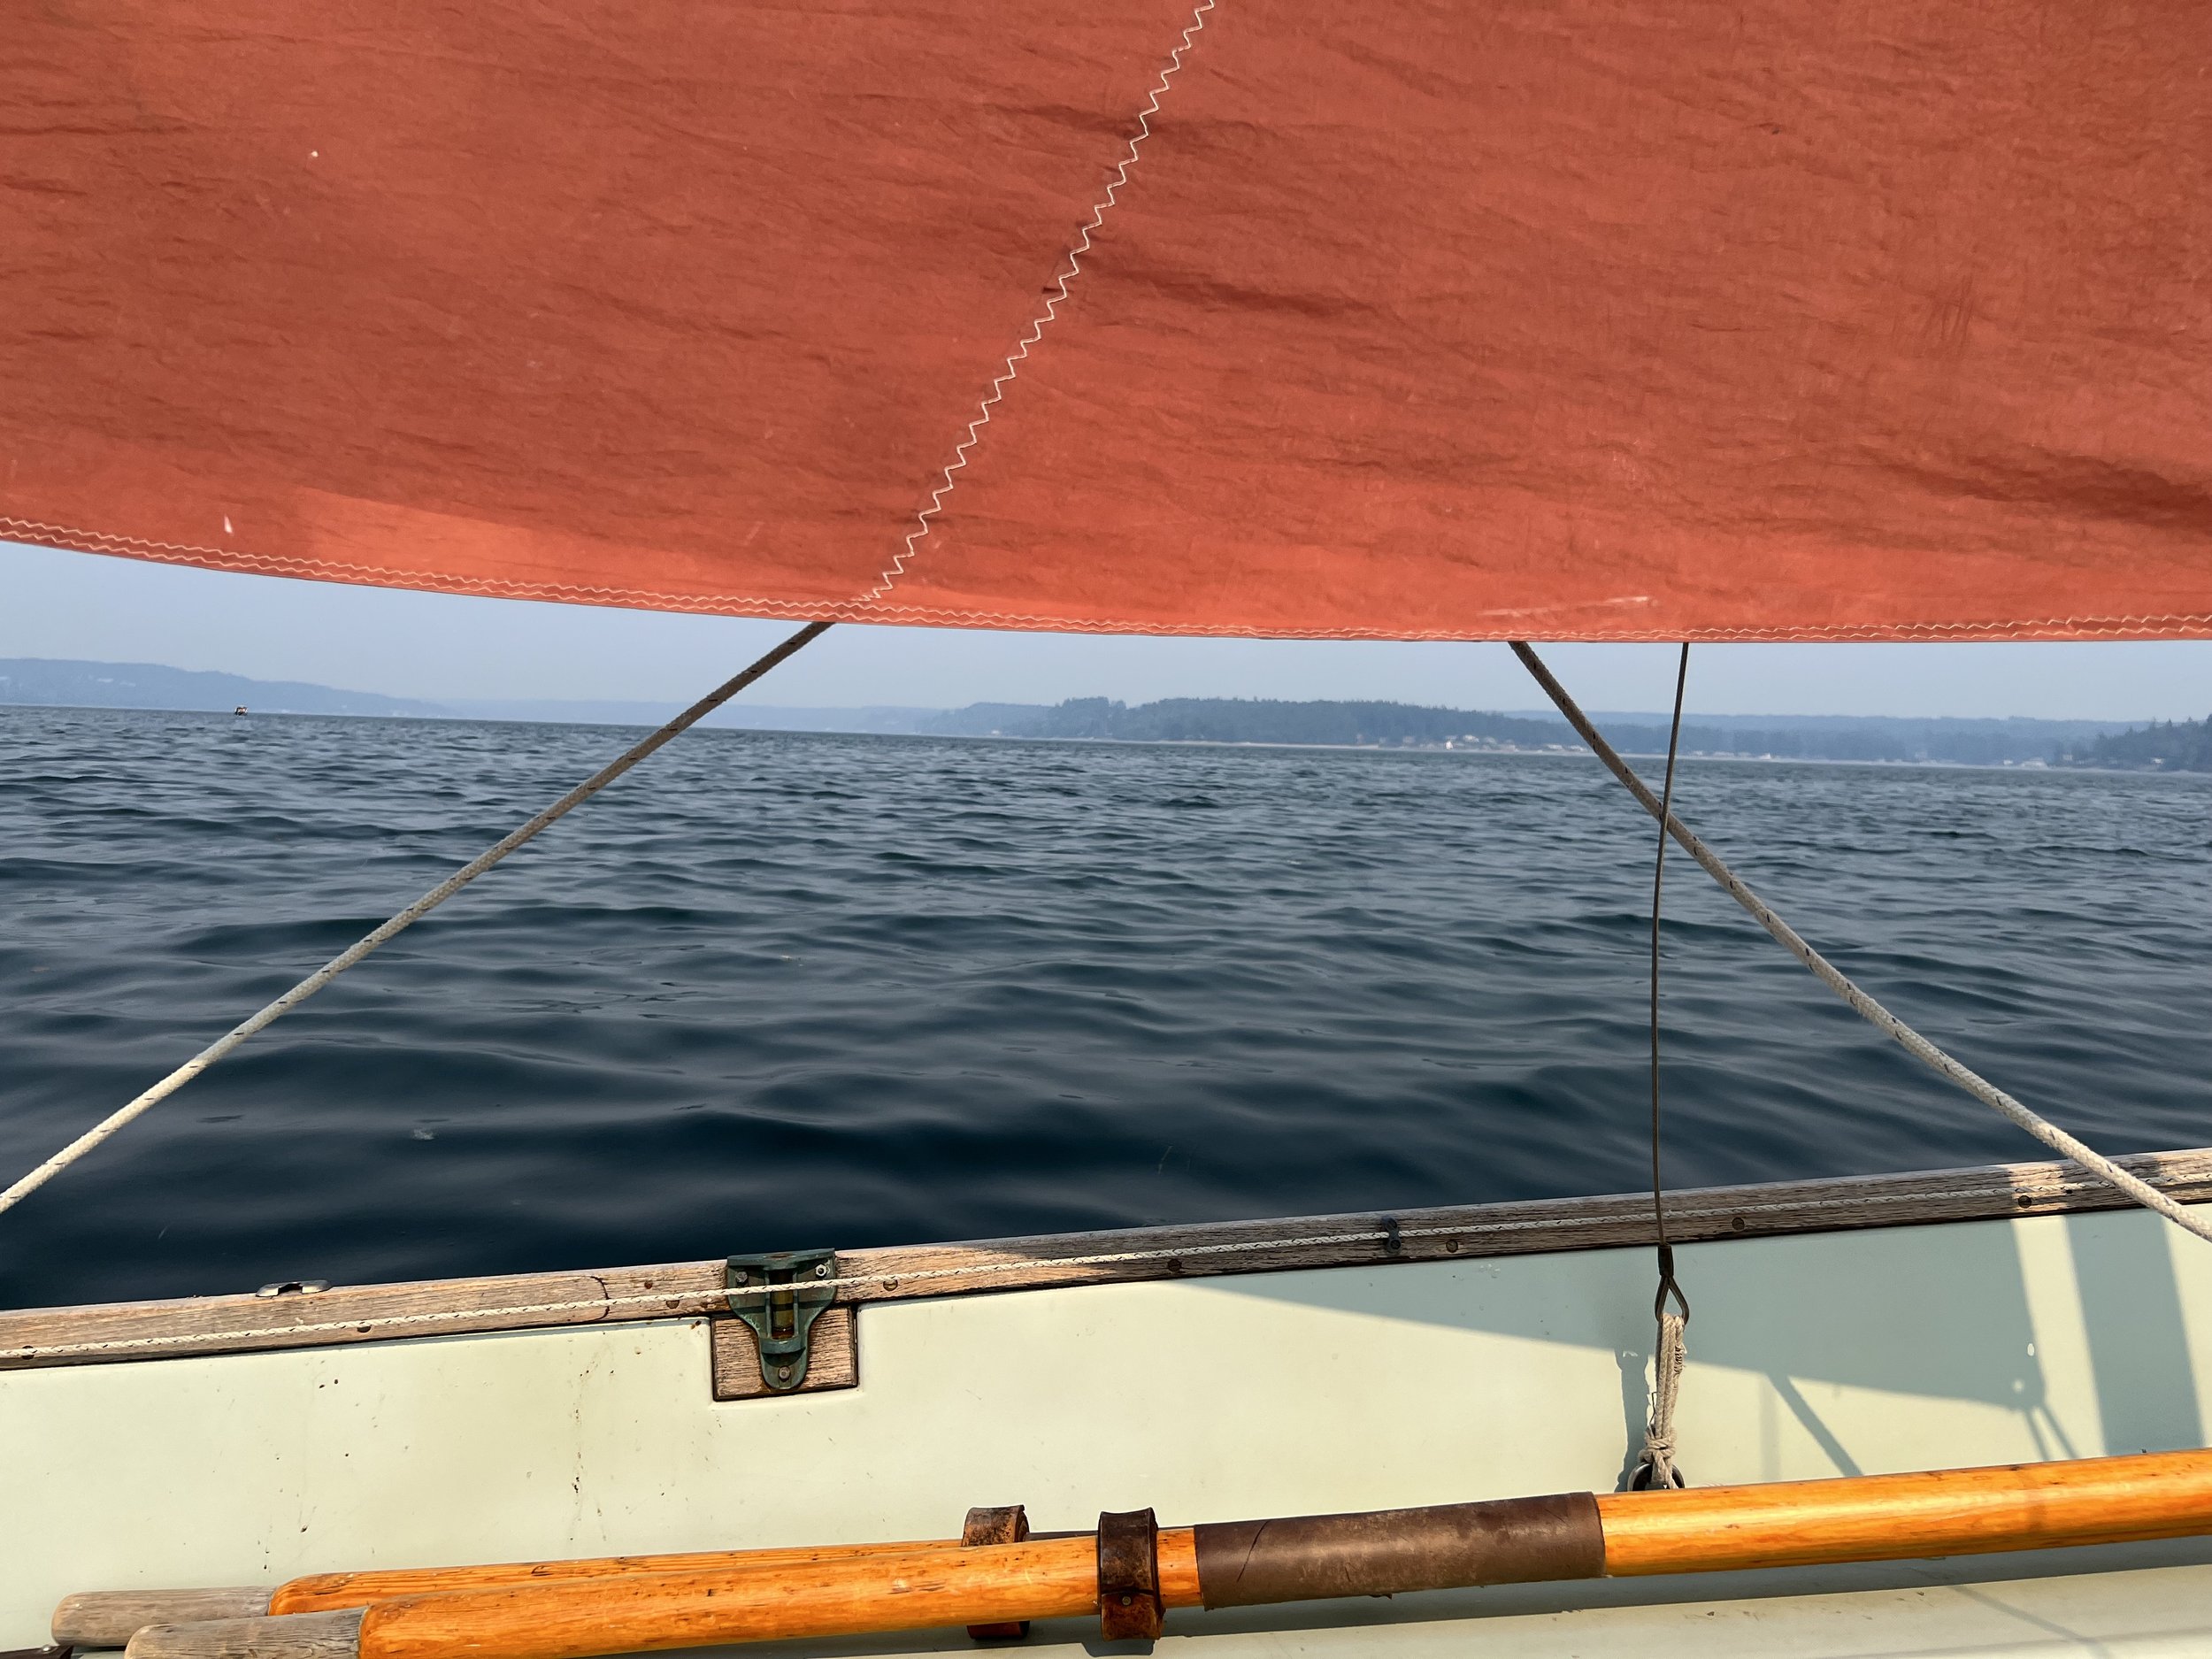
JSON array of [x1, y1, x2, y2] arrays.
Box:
[[1508, 641, 2212, 1248], [1633, 643, 1693, 1494], [1648, 643, 1690, 1319], [0, 621, 834, 1219]]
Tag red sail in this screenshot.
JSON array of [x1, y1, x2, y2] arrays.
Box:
[[4, 0, 2208, 641]]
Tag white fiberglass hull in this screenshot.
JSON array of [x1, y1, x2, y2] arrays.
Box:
[[7, 1152, 2212, 1655]]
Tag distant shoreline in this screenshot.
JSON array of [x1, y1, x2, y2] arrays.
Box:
[[15, 697, 2196, 776], [5, 657, 2193, 769]]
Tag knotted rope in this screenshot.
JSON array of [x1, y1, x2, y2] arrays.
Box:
[[1637, 1309, 1689, 1490], [1509, 641, 2212, 1249], [0, 622, 833, 1217]]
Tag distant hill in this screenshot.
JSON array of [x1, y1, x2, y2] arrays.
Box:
[[442, 698, 941, 733], [0, 658, 451, 718], [0, 661, 2151, 765], [1583, 711, 2135, 766], [923, 698, 2133, 765], [922, 697, 1569, 749], [0, 660, 933, 730], [2057, 717, 2212, 772]]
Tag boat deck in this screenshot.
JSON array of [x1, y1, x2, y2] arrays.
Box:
[[11, 1148, 2212, 1655]]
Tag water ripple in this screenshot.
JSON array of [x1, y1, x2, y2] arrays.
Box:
[[1, 706, 2208, 1310]]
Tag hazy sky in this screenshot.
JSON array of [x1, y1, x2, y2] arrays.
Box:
[[6, 539, 2209, 718]]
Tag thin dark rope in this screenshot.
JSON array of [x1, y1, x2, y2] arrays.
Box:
[[1649, 645, 1691, 1325], [1508, 638, 2212, 1248]]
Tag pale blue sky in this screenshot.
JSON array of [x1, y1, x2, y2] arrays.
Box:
[[5, 540, 2208, 718]]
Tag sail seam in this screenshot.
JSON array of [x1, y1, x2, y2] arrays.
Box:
[[861, 0, 1216, 605], [10, 516, 2212, 642]]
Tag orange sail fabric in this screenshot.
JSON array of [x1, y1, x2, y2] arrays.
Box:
[[4, 1, 2208, 641]]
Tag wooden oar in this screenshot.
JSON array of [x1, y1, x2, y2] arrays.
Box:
[[118, 1448, 2212, 1659], [128, 1541, 1135, 1659], [52, 1540, 953, 1647], [1599, 1444, 2212, 1573]]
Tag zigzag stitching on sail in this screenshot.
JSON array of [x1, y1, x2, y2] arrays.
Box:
[[863, 0, 1216, 603]]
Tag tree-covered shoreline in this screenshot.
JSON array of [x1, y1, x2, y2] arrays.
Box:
[[921, 698, 2148, 768], [2057, 718, 2212, 772]]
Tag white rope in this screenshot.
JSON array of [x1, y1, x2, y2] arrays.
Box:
[[0, 622, 833, 1217], [3, 4, 1218, 1214], [1509, 641, 2212, 1249], [1639, 1310, 1689, 1489]]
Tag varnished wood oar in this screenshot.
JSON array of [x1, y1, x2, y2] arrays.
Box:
[[1596, 1444, 2212, 1572], [126, 1540, 1155, 1659], [53, 1540, 954, 1647], [119, 1448, 2212, 1659]]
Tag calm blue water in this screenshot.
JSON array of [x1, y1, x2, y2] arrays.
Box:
[[3, 706, 2208, 1311]]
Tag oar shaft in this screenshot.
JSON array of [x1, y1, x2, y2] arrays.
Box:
[[355, 1535, 1201, 1659], [119, 1449, 2212, 1659], [270, 1538, 951, 1613], [57, 1539, 957, 1643], [1596, 1445, 2212, 1573]]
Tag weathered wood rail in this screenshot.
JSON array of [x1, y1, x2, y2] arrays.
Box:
[[4, 1146, 2206, 1376]]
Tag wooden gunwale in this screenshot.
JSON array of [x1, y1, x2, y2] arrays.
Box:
[[4, 1145, 2207, 1372]]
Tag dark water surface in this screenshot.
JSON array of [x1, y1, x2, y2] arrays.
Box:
[[4, 706, 2209, 1310]]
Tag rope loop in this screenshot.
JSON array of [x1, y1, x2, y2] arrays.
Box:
[[1652, 1243, 1690, 1324]]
